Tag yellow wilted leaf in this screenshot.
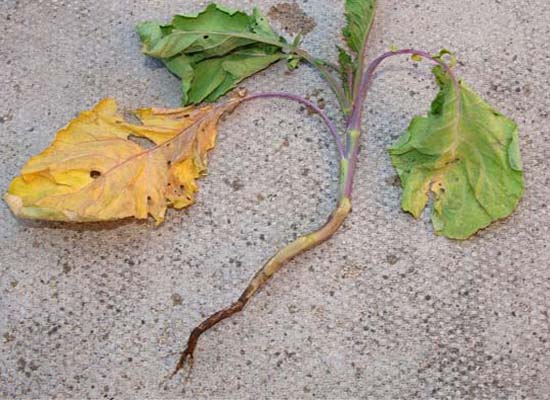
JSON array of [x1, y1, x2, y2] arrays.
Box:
[[4, 95, 243, 223]]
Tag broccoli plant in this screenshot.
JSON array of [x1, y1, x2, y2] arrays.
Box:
[[4, 0, 523, 378]]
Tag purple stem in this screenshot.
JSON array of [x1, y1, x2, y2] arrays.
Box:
[[343, 48, 458, 197], [243, 92, 344, 160], [349, 48, 457, 131]]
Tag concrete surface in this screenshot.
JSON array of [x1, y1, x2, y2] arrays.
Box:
[[1, 0, 549, 398]]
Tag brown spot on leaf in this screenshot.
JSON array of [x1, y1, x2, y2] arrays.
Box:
[[268, 2, 316, 35]]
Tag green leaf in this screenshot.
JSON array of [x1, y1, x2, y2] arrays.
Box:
[[337, 46, 354, 99], [189, 47, 283, 104], [137, 4, 287, 105], [343, 0, 376, 54], [162, 55, 196, 104], [389, 66, 524, 239]]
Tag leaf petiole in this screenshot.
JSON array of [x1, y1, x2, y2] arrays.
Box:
[[359, 48, 458, 104], [340, 48, 457, 202]]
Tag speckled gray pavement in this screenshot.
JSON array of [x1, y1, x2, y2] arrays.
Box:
[[1, 0, 549, 399]]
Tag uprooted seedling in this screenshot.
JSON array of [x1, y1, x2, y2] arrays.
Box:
[[4, 0, 523, 378]]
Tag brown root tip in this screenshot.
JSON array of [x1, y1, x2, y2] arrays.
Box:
[[170, 347, 195, 380], [158, 348, 194, 388]]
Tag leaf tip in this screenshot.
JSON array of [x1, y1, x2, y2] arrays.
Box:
[[4, 193, 23, 217]]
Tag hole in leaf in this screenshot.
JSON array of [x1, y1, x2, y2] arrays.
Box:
[[203, 35, 209, 39], [90, 170, 101, 179], [128, 134, 155, 149]]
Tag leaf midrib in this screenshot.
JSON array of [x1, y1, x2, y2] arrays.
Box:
[[40, 102, 232, 201], [166, 30, 287, 51]]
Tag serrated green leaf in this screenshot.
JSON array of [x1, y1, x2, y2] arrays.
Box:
[[343, 0, 376, 54], [389, 66, 524, 239], [250, 8, 279, 38], [137, 4, 287, 105]]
